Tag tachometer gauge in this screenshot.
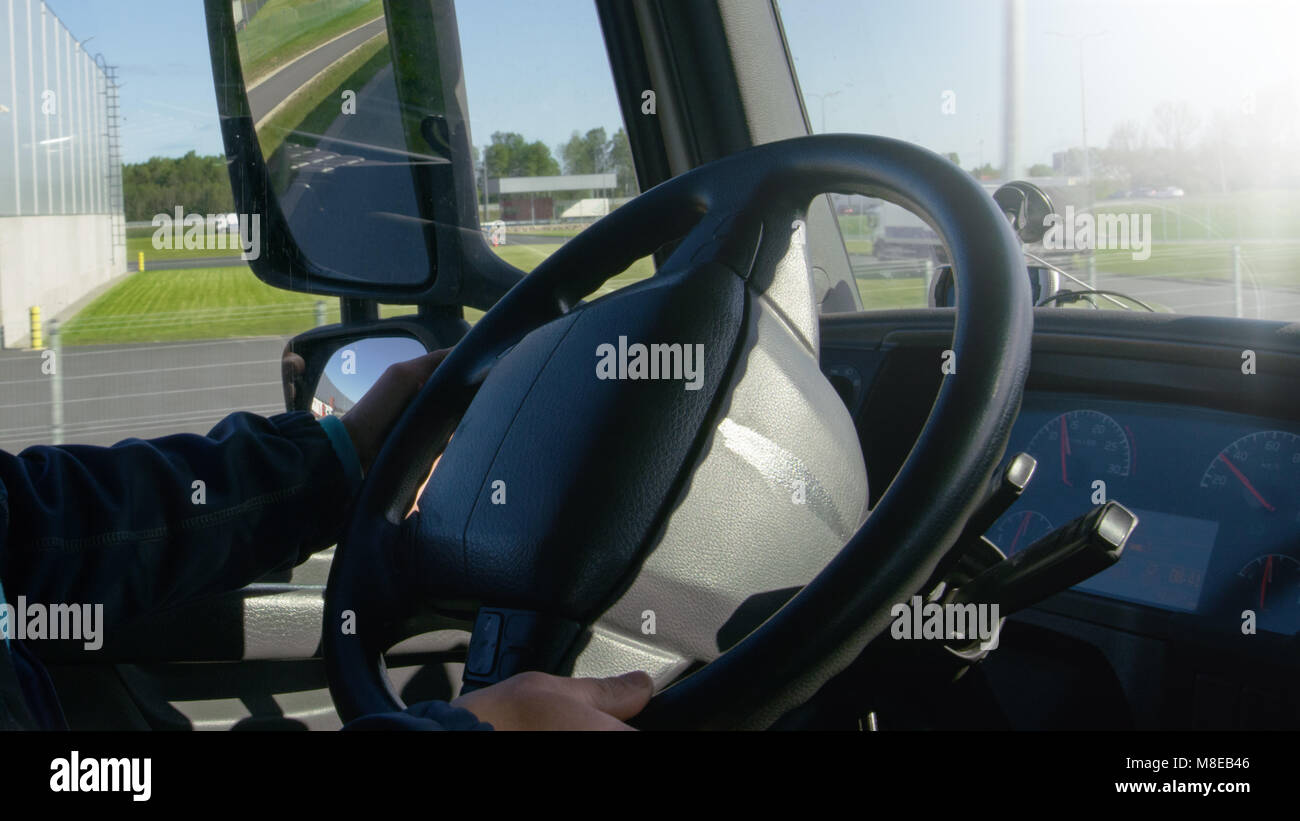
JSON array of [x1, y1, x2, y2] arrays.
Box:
[[1025, 410, 1132, 490], [1200, 431, 1300, 522], [1237, 554, 1300, 633], [989, 510, 1053, 556]]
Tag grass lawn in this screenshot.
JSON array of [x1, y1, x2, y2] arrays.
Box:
[[511, 227, 586, 238], [492, 244, 655, 297], [1093, 190, 1300, 243], [127, 235, 244, 264], [237, 0, 384, 86], [61, 266, 341, 346], [1092, 241, 1299, 290], [855, 276, 927, 310]]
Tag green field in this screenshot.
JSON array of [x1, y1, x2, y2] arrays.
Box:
[[60, 266, 341, 345], [1093, 190, 1300, 243], [81, 226, 1283, 347], [237, 0, 384, 86], [492, 244, 656, 299], [510, 227, 586, 239], [1092, 241, 1299, 290], [127, 235, 244, 264], [854, 276, 926, 310]]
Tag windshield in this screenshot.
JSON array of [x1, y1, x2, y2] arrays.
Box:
[[779, 0, 1300, 319]]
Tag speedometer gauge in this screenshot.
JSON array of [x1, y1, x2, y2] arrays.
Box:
[[989, 510, 1053, 556], [1200, 431, 1300, 521], [1237, 554, 1300, 633], [1025, 410, 1132, 489]]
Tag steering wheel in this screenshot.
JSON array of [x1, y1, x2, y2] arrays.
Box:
[[323, 134, 1032, 730]]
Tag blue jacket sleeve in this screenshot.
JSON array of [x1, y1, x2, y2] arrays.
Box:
[[0, 411, 361, 631], [343, 699, 493, 731]]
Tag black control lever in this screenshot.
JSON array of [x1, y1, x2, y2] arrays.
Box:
[[951, 501, 1138, 616], [929, 453, 1037, 588], [965, 452, 1038, 539]]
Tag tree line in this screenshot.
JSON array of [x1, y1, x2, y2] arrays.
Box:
[[122, 151, 235, 222], [124, 127, 639, 220], [485, 127, 636, 196]]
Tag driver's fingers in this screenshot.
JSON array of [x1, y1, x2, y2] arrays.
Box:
[[281, 351, 306, 404], [408, 347, 451, 388], [573, 671, 654, 721]]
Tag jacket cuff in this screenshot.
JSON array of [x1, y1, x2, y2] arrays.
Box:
[[343, 700, 494, 731], [317, 415, 363, 489]]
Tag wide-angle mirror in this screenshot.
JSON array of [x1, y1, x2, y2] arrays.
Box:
[[236, 1, 437, 286], [312, 335, 428, 415]]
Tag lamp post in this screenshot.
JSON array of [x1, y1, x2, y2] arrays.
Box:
[[477, 156, 488, 223], [1046, 29, 1107, 182], [805, 87, 847, 133]]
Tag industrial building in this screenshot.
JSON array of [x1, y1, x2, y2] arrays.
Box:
[[0, 0, 126, 348]]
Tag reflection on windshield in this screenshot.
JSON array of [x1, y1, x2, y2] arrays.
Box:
[[781, 0, 1300, 319]]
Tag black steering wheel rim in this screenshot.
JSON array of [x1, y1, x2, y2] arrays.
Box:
[[323, 133, 1032, 729]]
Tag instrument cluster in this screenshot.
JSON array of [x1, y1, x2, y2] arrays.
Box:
[[986, 394, 1300, 636]]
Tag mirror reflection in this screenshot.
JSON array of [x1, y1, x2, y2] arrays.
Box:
[[312, 335, 427, 416], [236, 1, 443, 285]]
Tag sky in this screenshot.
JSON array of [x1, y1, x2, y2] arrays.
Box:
[[42, 0, 1300, 172]]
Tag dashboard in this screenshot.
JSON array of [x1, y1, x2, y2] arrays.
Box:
[[819, 309, 1300, 727], [985, 394, 1300, 637]]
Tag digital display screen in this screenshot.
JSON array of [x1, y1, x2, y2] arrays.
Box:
[[1074, 508, 1219, 612]]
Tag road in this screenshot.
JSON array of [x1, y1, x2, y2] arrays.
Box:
[[1091, 272, 1300, 321], [246, 16, 388, 124], [0, 338, 287, 452]]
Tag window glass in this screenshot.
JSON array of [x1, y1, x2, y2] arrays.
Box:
[[780, 0, 1300, 319], [0, 1, 642, 455], [457, 1, 649, 320]]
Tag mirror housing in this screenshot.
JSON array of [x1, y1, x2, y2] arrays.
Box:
[[282, 318, 444, 414], [203, 0, 522, 308]]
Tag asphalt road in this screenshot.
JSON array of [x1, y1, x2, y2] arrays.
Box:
[[0, 338, 287, 452], [246, 16, 387, 124], [1091, 272, 1300, 321]]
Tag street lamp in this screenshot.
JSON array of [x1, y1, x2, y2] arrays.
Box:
[[477, 154, 488, 224], [1046, 29, 1107, 182], [805, 85, 850, 133]]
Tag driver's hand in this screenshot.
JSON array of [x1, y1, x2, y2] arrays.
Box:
[[340, 349, 450, 474], [451, 670, 654, 731]]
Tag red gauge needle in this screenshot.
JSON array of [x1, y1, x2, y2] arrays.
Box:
[[1010, 510, 1033, 554], [1260, 555, 1274, 610], [1217, 453, 1276, 512], [1059, 415, 1072, 486]]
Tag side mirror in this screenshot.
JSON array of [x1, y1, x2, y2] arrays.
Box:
[[282, 320, 438, 414], [203, 0, 521, 309]]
